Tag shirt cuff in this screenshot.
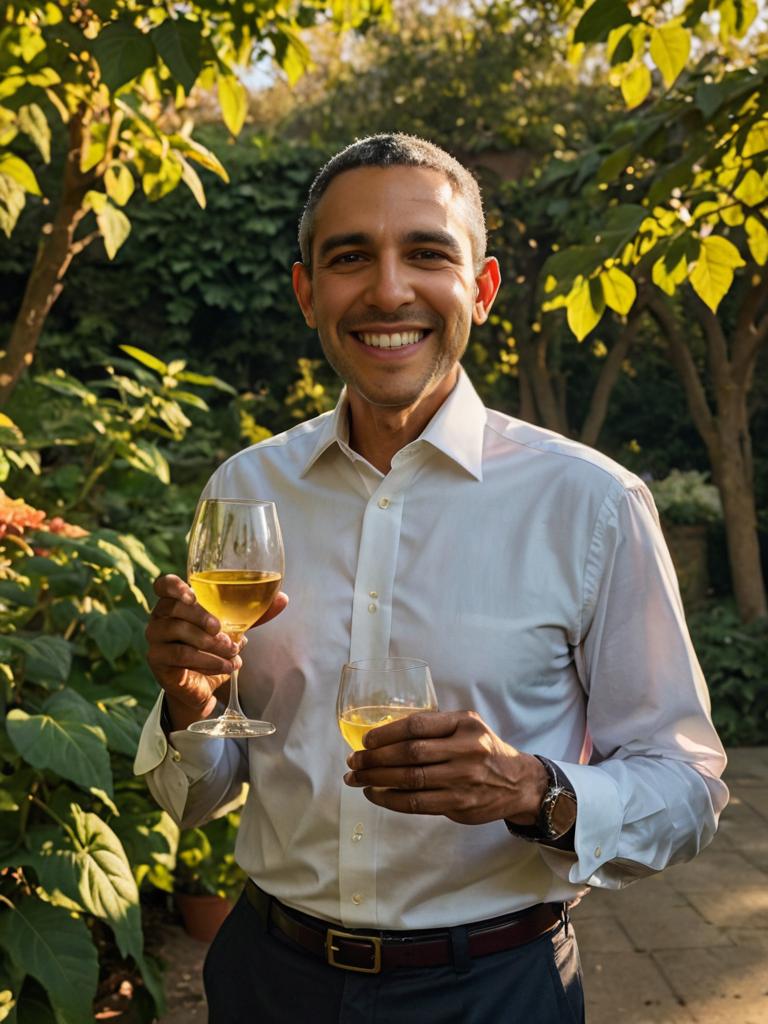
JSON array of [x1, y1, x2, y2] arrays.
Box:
[[549, 760, 623, 885]]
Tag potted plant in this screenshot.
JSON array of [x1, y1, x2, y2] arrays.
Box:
[[647, 470, 722, 605], [173, 812, 247, 943]]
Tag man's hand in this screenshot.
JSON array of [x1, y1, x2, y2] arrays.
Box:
[[343, 710, 548, 826], [145, 573, 288, 731]]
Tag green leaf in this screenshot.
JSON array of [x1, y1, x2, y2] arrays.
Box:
[[142, 154, 183, 201], [574, 0, 634, 44], [176, 370, 237, 394], [0, 173, 26, 237], [649, 23, 690, 88], [598, 204, 647, 253], [620, 63, 652, 109], [151, 17, 203, 94], [689, 235, 746, 312], [115, 438, 170, 484], [6, 699, 112, 797], [0, 153, 40, 195], [17, 104, 51, 163], [566, 276, 605, 341], [3, 635, 72, 687], [600, 265, 637, 314], [652, 252, 688, 295], [745, 217, 768, 266], [91, 20, 156, 92], [596, 142, 635, 184], [217, 72, 247, 136], [0, 898, 98, 1024], [104, 164, 134, 206], [92, 694, 143, 756], [119, 344, 167, 374], [84, 608, 136, 663], [96, 200, 131, 259]]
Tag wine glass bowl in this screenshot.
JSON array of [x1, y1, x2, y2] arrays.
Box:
[[337, 657, 438, 751], [186, 499, 284, 738]]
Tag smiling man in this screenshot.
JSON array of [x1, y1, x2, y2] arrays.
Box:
[[136, 134, 727, 1024]]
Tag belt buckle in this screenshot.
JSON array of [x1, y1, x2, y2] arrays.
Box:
[[326, 928, 382, 973]]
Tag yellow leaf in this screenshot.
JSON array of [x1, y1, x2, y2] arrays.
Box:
[[96, 201, 131, 260], [652, 253, 687, 296], [600, 266, 637, 314], [621, 64, 652, 109], [745, 217, 768, 267], [689, 235, 746, 312], [649, 23, 690, 88], [693, 200, 721, 225], [104, 164, 134, 206], [734, 169, 767, 208], [0, 153, 40, 195], [720, 201, 744, 227], [566, 277, 605, 341], [178, 153, 206, 209], [217, 72, 247, 136], [743, 121, 768, 159]]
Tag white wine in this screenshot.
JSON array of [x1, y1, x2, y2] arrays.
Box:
[[189, 569, 282, 638], [338, 705, 424, 751]]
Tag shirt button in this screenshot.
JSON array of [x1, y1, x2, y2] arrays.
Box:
[[352, 823, 364, 842], [368, 603, 377, 613], [171, 749, 181, 763], [378, 497, 390, 509], [594, 845, 602, 858], [369, 590, 378, 598], [352, 893, 364, 905]]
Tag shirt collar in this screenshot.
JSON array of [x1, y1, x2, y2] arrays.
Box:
[[300, 366, 486, 481]]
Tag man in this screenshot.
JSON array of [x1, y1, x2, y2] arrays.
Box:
[[136, 134, 728, 1023]]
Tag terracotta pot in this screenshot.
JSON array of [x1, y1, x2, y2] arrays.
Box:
[[175, 891, 232, 943]]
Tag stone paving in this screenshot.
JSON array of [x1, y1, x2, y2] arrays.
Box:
[[156, 748, 768, 1023]]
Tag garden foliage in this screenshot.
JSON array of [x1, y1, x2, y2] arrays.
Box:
[[0, 349, 236, 1022]]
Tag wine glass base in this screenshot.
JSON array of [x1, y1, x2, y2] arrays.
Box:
[[187, 715, 276, 738]]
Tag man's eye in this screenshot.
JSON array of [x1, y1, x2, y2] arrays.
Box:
[[413, 250, 449, 261], [331, 252, 365, 265]]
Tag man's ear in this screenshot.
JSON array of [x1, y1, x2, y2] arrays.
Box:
[[292, 262, 316, 328], [472, 257, 501, 325]]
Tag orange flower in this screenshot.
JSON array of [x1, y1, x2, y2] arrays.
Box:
[[0, 491, 46, 539], [45, 516, 89, 538]]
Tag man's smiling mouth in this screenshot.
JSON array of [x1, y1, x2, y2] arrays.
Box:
[[352, 329, 430, 349]]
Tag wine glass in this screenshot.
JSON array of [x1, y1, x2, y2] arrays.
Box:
[[337, 657, 438, 751], [186, 498, 284, 738]]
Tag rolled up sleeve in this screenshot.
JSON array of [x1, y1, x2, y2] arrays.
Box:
[[134, 692, 248, 828]]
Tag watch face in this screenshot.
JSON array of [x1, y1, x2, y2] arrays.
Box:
[[550, 791, 577, 837]]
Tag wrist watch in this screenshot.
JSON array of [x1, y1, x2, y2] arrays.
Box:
[[535, 756, 577, 841], [506, 755, 577, 843]]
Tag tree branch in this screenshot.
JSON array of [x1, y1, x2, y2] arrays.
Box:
[[645, 290, 718, 452], [579, 308, 644, 448]]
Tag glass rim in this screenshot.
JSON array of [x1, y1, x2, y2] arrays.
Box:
[[198, 498, 277, 508], [342, 657, 429, 672]]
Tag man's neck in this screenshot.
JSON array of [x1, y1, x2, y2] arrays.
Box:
[[347, 370, 458, 475]]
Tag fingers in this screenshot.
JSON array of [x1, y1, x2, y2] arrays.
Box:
[[258, 591, 289, 625], [358, 710, 465, 751], [361, 786, 469, 818], [344, 760, 464, 792]]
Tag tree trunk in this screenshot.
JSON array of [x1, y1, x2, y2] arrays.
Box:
[[0, 110, 93, 407], [646, 286, 768, 623], [579, 308, 644, 448]]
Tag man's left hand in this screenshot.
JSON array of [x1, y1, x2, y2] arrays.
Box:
[[343, 711, 548, 826]]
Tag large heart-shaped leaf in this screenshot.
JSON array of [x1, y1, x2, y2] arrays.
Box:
[[0, 897, 98, 1024], [6, 696, 112, 796]]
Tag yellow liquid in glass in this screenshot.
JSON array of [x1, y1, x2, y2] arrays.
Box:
[[338, 705, 423, 751], [189, 569, 282, 638]]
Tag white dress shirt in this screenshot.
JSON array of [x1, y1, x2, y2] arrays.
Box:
[[134, 368, 728, 930]]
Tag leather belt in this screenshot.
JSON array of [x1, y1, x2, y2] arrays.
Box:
[[246, 880, 563, 974]]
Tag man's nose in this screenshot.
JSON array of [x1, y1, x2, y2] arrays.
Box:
[[362, 256, 415, 310]]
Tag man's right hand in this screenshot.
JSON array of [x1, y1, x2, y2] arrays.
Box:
[[145, 573, 288, 731]]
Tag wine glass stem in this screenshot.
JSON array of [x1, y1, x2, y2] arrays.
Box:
[[223, 666, 246, 719]]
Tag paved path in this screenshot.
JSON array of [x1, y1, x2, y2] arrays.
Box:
[[156, 748, 768, 1023]]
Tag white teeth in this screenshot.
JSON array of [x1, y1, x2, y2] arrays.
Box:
[[357, 331, 425, 349]]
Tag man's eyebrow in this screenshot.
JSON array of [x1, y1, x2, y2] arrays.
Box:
[[317, 233, 371, 261], [317, 229, 463, 261]]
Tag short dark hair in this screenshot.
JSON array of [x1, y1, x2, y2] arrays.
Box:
[[298, 133, 486, 272]]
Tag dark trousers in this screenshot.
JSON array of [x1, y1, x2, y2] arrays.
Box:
[[204, 890, 585, 1023]]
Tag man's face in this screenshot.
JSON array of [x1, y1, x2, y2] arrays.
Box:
[[292, 165, 500, 412]]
